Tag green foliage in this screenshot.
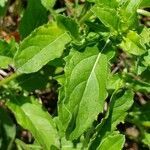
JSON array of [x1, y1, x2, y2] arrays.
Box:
[[120, 29, 149, 56], [0, 107, 16, 150], [0, 39, 17, 68], [0, 0, 150, 149], [97, 132, 125, 150], [41, 0, 56, 10], [58, 46, 108, 140], [0, 0, 7, 7], [16, 22, 71, 73], [6, 96, 59, 150], [19, 0, 48, 39]]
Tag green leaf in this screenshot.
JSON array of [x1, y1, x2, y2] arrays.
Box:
[[125, 74, 150, 93], [107, 90, 134, 130], [15, 22, 71, 73], [57, 15, 80, 40], [119, 0, 142, 31], [120, 31, 147, 56], [16, 65, 55, 92], [95, 0, 118, 8], [41, 0, 56, 10], [0, 107, 16, 150], [142, 132, 150, 146], [0, 39, 17, 68], [142, 50, 150, 67], [61, 137, 82, 150], [92, 0, 143, 33], [0, 5, 7, 16], [58, 46, 108, 140], [89, 90, 133, 149], [107, 73, 124, 91], [0, 56, 13, 68], [97, 132, 125, 150], [140, 0, 150, 7], [129, 103, 150, 128], [86, 0, 95, 2], [140, 27, 150, 47], [19, 0, 48, 39], [15, 139, 42, 150], [0, 0, 7, 7], [133, 82, 150, 93], [0, 39, 17, 57], [6, 96, 60, 150], [91, 1, 119, 33], [85, 20, 109, 33]]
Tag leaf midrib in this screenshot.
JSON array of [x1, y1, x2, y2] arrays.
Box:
[[18, 32, 67, 71]]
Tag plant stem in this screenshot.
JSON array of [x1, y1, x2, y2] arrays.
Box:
[[137, 9, 150, 17], [0, 73, 21, 87]]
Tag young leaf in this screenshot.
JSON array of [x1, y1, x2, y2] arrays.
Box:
[[120, 31, 147, 56], [97, 132, 125, 150], [15, 22, 71, 73], [91, 1, 119, 33], [41, 0, 56, 10], [92, 0, 143, 33], [6, 96, 60, 150], [107, 73, 124, 91], [19, 0, 48, 39], [58, 46, 108, 140], [119, 0, 142, 31]]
